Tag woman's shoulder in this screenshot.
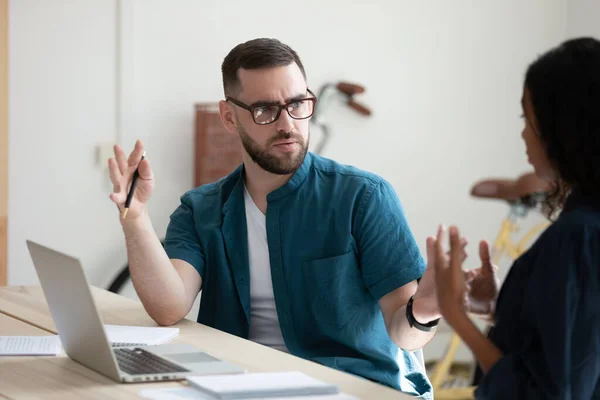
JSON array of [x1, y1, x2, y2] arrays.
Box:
[[540, 203, 600, 245], [521, 204, 600, 285]]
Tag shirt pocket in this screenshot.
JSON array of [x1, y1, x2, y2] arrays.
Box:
[[302, 250, 365, 328]]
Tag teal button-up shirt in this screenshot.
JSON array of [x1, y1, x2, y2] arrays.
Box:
[[164, 152, 432, 398]]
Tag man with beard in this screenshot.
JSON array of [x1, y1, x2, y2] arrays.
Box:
[[108, 38, 439, 399]]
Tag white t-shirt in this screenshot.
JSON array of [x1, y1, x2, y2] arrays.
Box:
[[243, 185, 289, 353]]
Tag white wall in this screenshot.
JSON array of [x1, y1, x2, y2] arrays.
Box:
[[568, 0, 600, 38], [129, 0, 567, 274], [9, 0, 129, 287], [9, 0, 569, 359]]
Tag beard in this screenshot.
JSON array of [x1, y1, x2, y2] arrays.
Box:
[[236, 119, 309, 175]]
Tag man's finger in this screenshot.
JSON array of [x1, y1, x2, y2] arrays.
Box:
[[137, 158, 153, 181], [114, 145, 128, 175], [108, 158, 122, 192], [109, 192, 126, 205], [479, 240, 493, 275], [128, 139, 145, 167]]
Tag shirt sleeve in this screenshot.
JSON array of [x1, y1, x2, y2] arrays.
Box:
[[354, 179, 426, 300], [163, 192, 206, 279], [475, 224, 600, 400]]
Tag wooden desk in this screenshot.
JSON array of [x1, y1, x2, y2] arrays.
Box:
[[0, 286, 413, 399], [0, 313, 180, 399]]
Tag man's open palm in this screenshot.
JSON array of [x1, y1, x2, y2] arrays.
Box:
[[108, 139, 154, 220]]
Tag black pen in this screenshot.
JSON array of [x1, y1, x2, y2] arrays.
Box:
[[122, 151, 145, 219]]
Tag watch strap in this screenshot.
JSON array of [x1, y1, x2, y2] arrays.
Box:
[[406, 295, 440, 332]]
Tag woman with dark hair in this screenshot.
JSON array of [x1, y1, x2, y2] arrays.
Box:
[[430, 37, 600, 399]]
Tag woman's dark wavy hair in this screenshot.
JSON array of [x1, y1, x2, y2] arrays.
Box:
[[524, 37, 600, 219]]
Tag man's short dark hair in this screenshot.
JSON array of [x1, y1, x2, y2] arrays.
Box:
[[221, 38, 306, 97]]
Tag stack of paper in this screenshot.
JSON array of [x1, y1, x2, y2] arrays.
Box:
[[104, 324, 180, 347], [0, 335, 62, 356], [185, 371, 340, 399], [140, 387, 358, 400], [0, 325, 179, 356]]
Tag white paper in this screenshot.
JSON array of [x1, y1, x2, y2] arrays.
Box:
[[139, 387, 359, 400], [0, 335, 62, 356], [0, 325, 179, 356], [104, 324, 179, 347], [262, 396, 359, 400], [139, 387, 215, 400], [186, 371, 340, 399]]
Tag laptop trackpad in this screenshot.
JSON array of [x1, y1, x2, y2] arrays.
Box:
[[167, 352, 219, 364], [146, 343, 246, 375]]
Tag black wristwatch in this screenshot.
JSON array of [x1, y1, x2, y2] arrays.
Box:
[[406, 295, 440, 332]]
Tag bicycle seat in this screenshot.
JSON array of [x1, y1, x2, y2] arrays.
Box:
[[470, 172, 551, 201]]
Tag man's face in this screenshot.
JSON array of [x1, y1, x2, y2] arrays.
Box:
[[220, 63, 312, 175]]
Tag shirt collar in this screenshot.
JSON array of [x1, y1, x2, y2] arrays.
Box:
[[561, 187, 600, 215], [221, 164, 244, 215], [266, 151, 313, 201], [222, 152, 313, 213]]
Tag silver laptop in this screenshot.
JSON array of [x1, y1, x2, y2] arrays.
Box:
[[26, 240, 245, 383]]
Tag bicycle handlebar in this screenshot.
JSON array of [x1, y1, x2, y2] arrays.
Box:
[[337, 82, 365, 95], [347, 99, 371, 116]]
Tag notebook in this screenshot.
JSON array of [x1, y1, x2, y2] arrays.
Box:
[[0, 335, 62, 356], [185, 371, 339, 399], [104, 324, 180, 347]]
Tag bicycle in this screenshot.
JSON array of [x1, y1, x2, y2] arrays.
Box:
[[429, 172, 551, 399], [310, 82, 371, 155], [107, 81, 372, 294], [471, 172, 551, 265]]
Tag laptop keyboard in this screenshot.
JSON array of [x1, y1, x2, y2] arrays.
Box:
[[112, 342, 146, 348], [114, 348, 190, 375]]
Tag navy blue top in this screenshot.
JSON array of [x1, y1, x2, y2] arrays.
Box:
[[163, 152, 432, 398], [475, 191, 600, 399]]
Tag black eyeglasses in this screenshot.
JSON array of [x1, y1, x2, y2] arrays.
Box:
[[226, 89, 317, 125]]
